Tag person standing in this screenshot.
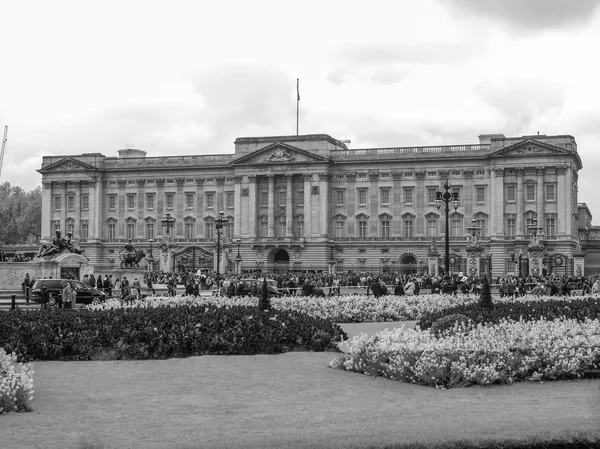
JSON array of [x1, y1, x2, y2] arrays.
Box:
[[132, 277, 141, 298], [22, 273, 32, 305], [40, 284, 50, 309], [62, 280, 75, 309]]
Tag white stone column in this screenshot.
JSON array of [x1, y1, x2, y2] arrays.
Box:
[[234, 176, 242, 238], [41, 181, 53, 240], [319, 173, 329, 237], [489, 169, 496, 236], [303, 173, 312, 238], [267, 175, 275, 238], [557, 166, 567, 235], [536, 167, 545, 237], [286, 174, 293, 237], [248, 175, 257, 238], [516, 168, 524, 237], [74, 181, 81, 239]]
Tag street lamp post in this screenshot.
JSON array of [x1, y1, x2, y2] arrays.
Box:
[[435, 180, 460, 279], [528, 219, 543, 243], [215, 211, 229, 281], [161, 213, 176, 237], [147, 238, 154, 271], [234, 238, 242, 274]]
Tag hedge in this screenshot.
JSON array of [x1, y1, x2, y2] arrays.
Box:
[[0, 305, 347, 362]]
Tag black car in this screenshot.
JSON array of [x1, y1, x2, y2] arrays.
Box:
[[31, 279, 107, 305]]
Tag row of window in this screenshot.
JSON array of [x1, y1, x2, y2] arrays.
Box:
[[52, 183, 558, 213]]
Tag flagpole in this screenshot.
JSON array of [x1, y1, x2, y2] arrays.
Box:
[[296, 78, 299, 136]]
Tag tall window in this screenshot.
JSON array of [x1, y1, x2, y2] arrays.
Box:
[[226, 222, 234, 240], [54, 196, 61, 211], [146, 222, 154, 239], [81, 194, 89, 211], [185, 222, 195, 239], [108, 223, 116, 241], [381, 220, 390, 238], [108, 195, 116, 210], [427, 188, 437, 204], [67, 195, 75, 211], [451, 187, 461, 199], [206, 192, 215, 209], [546, 217, 556, 236], [146, 193, 155, 209], [475, 219, 486, 237], [380, 189, 390, 205], [226, 192, 234, 208], [545, 184, 555, 201], [297, 190, 304, 206], [166, 193, 174, 209], [427, 219, 437, 237], [476, 186, 485, 203], [186, 193, 194, 209], [260, 191, 268, 207], [296, 219, 304, 237], [336, 190, 345, 206], [260, 219, 268, 237], [53, 221, 61, 233], [506, 185, 516, 202], [526, 217, 536, 238], [277, 219, 286, 237], [404, 219, 414, 238], [205, 222, 214, 239], [127, 194, 135, 210], [507, 218, 516, 237], [278, 190, 286, 207], [358, 220, 367, 238], [67, 220, 75, 236], [81, 221, 89, 239], [526, 185, 535, 202], [358, 189, 367, 206], [335, 220, 344, 238], [403, 188, 413, 205], [451, 219, 461, 237], [127, 223, 135, 240]]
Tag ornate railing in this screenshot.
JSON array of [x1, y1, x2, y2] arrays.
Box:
[[331, 144, 489, 157]]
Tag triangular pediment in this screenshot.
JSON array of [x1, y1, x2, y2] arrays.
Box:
[[230, 142, 331, 166], [38, 157, 98, 173], [490, 139, 570, 158]]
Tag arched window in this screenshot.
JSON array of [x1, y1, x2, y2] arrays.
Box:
[[184, 216, 196, 240], [144, 216, 156, 239], [401, 213, 416, 238], [355, 213, 369, 238], [378, 213, 392, 238], [106, 217, 117, 241], [125, 217, 137, 240], [424, 212, 439, 238], [332, 214, 347, 238]]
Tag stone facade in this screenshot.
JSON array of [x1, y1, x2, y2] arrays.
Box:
[[38, 133, 585, 277]]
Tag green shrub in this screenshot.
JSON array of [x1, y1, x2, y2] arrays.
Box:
[[430, 314, 473, 337], [417, 297, 600, 330], [479, 276, 493, 309], [0, 305, 347, 362]]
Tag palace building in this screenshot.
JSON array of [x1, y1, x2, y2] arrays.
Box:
[[38, 132, 589, 277]]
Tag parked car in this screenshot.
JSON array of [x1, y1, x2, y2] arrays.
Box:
[[238, 278, 281, 297], [30, 279, 106, 305]]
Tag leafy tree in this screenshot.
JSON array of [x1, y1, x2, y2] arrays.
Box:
[[0, 182, 42, 244]]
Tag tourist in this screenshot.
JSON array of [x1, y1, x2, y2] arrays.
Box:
[[132, 277, 141, 298], [62, 280, 75, 309], [40, 284, 50, 309]]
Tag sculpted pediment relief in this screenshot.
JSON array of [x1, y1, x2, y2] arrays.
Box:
[[230, 142, 330, 166], [491, 139, 570, 158], [39, 157, 98, 173]]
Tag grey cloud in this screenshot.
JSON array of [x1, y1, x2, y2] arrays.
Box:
[[328, 68, 410, 86], [438, 0, 600, 31], [336, 40, 486, 67], [475, 79, 566, 135]]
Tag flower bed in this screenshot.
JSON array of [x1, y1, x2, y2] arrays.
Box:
[[87, 293, 481, 322], [331, 318, 600, 389], [0, 306, 346, 362], [417, 296, 600, 330], [0, 348, 34, 413]]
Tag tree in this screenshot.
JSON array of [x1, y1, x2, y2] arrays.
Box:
[[479, 275, 494, 309], [258, 276, 271, 311], [0, 182, 42, 244]]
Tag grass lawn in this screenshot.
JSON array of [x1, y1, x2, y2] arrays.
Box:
[[1, 351, 599, 449]]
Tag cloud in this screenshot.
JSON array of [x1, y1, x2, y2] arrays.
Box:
[[336, 40, 485, 67], [328, 68, 410, 86], [439, 0, 600, 32], [475, 78, 566, 135]]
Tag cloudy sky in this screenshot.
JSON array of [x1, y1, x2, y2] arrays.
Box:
[[1, 0, 600, 221]]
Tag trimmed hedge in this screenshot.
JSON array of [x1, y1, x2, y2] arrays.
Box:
[[417, 297, 600, 330], [0, 305, 346, 362]]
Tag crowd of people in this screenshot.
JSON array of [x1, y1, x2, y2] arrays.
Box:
[[0, 251, 34, 262]]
